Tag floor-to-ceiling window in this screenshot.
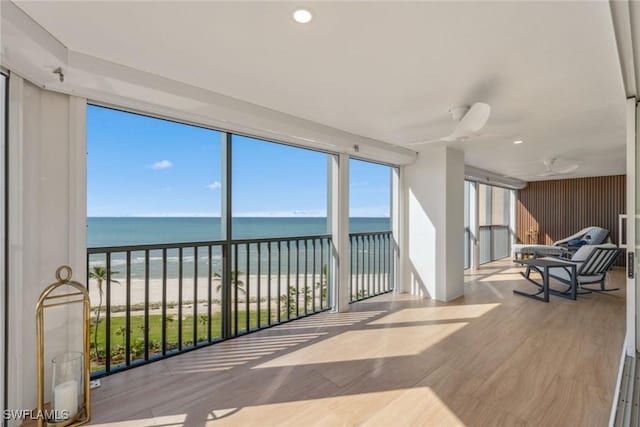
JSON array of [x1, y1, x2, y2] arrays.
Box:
[[464, 181, 514, 267], [479, 184, 512, 264], [231, 135, 330, 330], [464, 180, 471, 269], [349, 159, 394, 301], [87, 105, 225, 373], [231, 135, 328, 238], [86, 105, 392, 377]]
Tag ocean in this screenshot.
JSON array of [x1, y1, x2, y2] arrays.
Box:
[[87, 217, 392, 280], [87, 217, 391, 247]]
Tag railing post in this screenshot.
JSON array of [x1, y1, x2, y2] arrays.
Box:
[[105, 253, 112, 374], [221, 132, 233, 339]]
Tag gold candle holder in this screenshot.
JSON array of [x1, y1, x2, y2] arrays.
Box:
[[36, 266, 91, 427]]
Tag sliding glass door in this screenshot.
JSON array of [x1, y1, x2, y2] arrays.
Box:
[[464, 181, 471, 269], [473, 183, 513, 265], [349, 159, 394, 301]]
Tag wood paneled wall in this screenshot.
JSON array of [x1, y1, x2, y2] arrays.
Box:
[[516, 175, 625, 249]]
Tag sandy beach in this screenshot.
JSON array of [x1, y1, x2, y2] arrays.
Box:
[[88, 272, 390, 310]]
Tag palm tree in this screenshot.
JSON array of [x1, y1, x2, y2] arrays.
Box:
[[213, 271, 245, 295], [316, 264, 328, 301], [115, 326, 126, 348], [89, 265, 120, 359]]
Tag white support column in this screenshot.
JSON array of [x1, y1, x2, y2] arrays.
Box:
[[328, 153, 350, 312], [403, 146, 464, 301]]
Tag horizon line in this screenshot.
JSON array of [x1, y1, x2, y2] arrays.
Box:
[[86, 215, 391, 218]]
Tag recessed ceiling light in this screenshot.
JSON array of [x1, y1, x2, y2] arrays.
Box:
[[293, 9, 313, 24], [513, 140, 524, 145]]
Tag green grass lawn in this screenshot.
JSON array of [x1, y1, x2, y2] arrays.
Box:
[[90, 309, 286, 372]]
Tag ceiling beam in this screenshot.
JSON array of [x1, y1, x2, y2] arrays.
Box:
[[464, 165, 526, 190], [609, 0, 638, 98]]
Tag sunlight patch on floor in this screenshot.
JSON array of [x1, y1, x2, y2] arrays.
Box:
[[253, 323, 467, 368], [478, 273, 525, 282], [168, 333, 327, 373], [91, 413, 187, 427], [360, 386, 465, 426], [195, 387, 464, 426], [368, 304, 500, 325], [275, 311, 387, 329]]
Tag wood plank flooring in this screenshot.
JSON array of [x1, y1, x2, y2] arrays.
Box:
[[90, 260, 625, 426]]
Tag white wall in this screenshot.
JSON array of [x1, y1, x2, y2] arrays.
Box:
[[7, 76, 86, 418], [401, 146, 465, 301]]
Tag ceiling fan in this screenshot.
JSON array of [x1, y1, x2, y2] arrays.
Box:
[[538, 158, 579, 177], [409, 102, 491, 145]]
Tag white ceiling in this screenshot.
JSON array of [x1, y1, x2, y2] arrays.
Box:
[[14, 1, 627, 181]]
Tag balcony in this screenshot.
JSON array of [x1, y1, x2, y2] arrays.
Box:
[[89, 259, 625, 425], [87, 231, 395, 377]]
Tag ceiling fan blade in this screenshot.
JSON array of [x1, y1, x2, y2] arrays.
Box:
[[406, 138, 446, 146], [555, 164, 579, 174], [474, 132, 506, 138], [537, 164, 579, 177], [450, 102, 490, 139], [409, 102, 490, 145]]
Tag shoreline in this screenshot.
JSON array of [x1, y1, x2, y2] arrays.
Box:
[[88, 272, 389, 308]]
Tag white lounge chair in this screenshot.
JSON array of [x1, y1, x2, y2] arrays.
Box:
[[512, 226, 611, 260]]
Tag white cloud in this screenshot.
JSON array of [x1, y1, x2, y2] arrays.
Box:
[[150, 160, 173, 170], [207, 181, 222, 190]]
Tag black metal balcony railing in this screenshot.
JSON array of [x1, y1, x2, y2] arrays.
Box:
[[87, 234, 333, 378], [349, 231, 395, 302], [87, 231, 395, 378]]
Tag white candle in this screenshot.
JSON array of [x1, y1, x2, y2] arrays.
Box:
[[53, 380, 78, 419]]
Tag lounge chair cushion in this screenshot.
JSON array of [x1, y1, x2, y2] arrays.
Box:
[[553, 226, 610, 246], [571, 243, 617, 262], [567, 239, 587, 248], [546, 264, 605, 284], [583, 228, 610, 245]]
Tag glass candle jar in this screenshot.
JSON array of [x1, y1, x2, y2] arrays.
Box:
[[51, 352, 83, 422]]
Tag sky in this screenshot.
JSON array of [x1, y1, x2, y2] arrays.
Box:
[[87, 105, 391, 217]]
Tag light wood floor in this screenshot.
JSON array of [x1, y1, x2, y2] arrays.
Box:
[[90, 260, 626, 426]]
